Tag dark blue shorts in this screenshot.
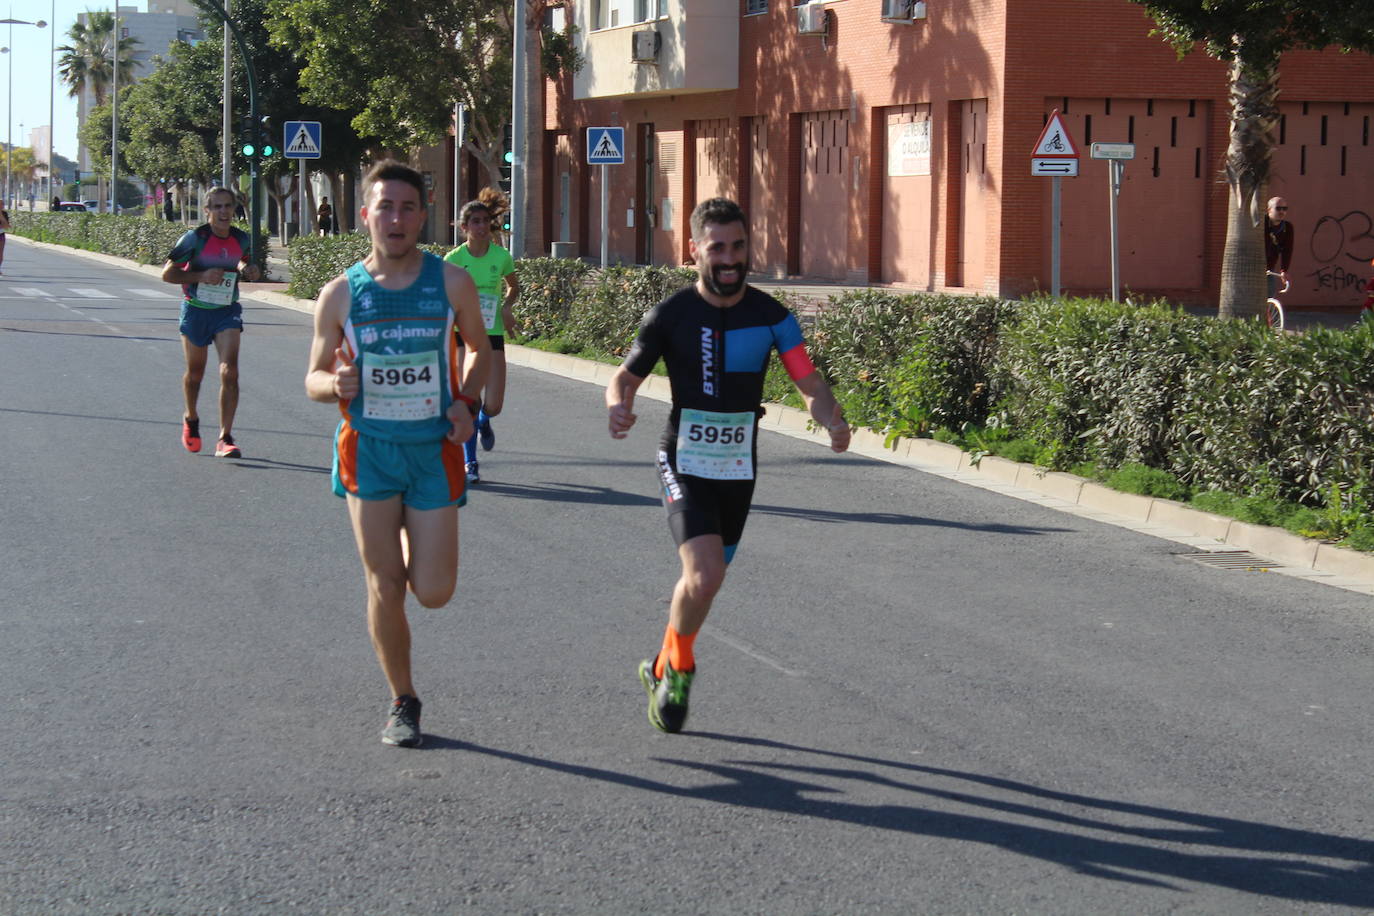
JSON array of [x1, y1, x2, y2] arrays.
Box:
[[179, 301, 243, 348]]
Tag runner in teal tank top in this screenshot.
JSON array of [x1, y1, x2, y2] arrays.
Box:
[[307, 161, 491, 749], [338, 252, 459, 445], [443, 197, 521, 483]]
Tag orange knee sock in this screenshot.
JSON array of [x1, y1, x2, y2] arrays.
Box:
[[655, 625, 697, 678]]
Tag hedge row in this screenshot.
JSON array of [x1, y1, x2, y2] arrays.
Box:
[[9, 211, 270, 273], [289, 237, 1372, 525]]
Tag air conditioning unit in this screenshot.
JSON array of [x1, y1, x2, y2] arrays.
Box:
[[631, 28, 661, 63], [881, 0, 927, 21], [797, 3, 827, 35]]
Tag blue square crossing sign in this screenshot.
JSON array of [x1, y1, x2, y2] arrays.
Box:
[[586, 126, 625, 165], [283, 121, 323, 159]]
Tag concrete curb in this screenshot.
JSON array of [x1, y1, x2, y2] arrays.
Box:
[[17, 234, 1373, 591]]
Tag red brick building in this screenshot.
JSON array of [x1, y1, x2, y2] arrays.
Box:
[[534, 0, 1374, 308]]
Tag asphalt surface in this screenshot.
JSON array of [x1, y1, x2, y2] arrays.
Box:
[[3, 239, 1373, 915]]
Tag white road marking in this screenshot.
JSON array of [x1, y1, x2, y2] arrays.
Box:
[[67, 288, 118, 298]]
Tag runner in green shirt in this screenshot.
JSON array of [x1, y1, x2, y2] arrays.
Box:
[[444, 198, 520, 482]]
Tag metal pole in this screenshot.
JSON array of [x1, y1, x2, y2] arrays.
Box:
[[1051, 176, 1061, 298], [221, 0, 230, 186], [510, 0, 526, 257], [1109, 160, 1121, 302], [110, 6, 117, 214], [599, 163, 607, 268], [6, 22, 12, 210], [299, 157, 309, 236], [453, 101, 464, 247], [48, 0, 55, 205]]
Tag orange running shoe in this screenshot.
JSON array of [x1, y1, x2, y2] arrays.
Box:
[[215, 435, 242, 459], [181, 417, 202, 453]]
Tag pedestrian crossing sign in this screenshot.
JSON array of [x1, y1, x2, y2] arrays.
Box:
[[284, 121, 323, 159], [586, 126, 625, 165]]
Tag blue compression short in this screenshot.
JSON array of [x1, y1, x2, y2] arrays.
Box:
[[179, 300, 243, 347]]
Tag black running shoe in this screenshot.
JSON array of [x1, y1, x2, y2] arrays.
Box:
[[638, 658, 694, 733], [478, 418, 495, 452], [381, 695, 423, 747]]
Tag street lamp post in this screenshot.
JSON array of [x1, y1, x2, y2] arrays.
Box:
[[0, 15, 48, 209]]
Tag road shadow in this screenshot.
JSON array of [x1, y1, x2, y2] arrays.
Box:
[[752, 502, 1070, 534], [453, 734, 1373, 905], [473, 480, 659, 508], [220, 457, 330, 475]]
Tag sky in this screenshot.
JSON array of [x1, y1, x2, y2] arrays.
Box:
[[4, 0, 154, 164]]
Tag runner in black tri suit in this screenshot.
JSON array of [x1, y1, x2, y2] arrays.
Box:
[[606, 197, 851, 733]]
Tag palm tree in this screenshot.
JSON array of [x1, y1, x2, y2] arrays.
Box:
[[57, 10, 140, 109], [1132, 3, 1374, 319]]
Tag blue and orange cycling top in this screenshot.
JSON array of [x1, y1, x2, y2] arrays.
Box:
[[622, 284, 816, 437], [167, 225, 249, 308], [337, 252, 462, 444]]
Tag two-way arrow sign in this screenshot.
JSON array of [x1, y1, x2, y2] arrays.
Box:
[[1031, 157, 1079, 176]]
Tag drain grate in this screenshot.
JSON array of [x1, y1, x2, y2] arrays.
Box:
[[1180, 550, 1277, 571]]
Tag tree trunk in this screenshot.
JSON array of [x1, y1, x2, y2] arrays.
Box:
[[1217, 36, 1281, 320]]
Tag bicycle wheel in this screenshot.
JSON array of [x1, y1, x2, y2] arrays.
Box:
[[1266, 298, 1285, 332]]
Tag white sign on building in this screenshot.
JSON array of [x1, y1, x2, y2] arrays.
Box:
[[887, 119, 931, 177]]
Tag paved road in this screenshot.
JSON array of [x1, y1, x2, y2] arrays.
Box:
[[3, 239, 1373, 914]]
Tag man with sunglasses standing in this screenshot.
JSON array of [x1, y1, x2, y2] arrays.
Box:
[[1265, 196, 1295, 298], [161, 186, 262, 458]]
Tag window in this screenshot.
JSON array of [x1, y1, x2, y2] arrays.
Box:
[[634, 0, 665, 21], [590, 0, 606, 30], [746, 0, 767, 13]]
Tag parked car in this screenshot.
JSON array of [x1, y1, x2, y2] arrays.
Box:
[[54, 201, 87, 212]]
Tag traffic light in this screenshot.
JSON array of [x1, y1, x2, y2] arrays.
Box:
[[240, 115, 274, 160], [499, 122, 513, 196]]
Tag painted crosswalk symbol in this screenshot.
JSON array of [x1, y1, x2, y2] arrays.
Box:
[[286, 125, 319, 156], [586, 126, 625, 165], [283, 120, 323, 159]]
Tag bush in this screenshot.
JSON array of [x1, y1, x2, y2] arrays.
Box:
[[10, 210, 269, 274], [809, 290, 1015, 439], [566, 265, 695, 358], [515, 257, 594, 341], [993, 296, 1201, 471]]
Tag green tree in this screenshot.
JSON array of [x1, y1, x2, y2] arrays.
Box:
[[1131, 2, 1374, 318], [118, 41, 222, 190], [56, 10, 141, 109]]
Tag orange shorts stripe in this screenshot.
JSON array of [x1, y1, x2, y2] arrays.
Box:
[[335, 424, 360, 494], [441, 436, 467, 503]]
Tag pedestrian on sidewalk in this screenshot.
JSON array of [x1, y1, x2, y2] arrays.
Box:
[[305, 160, 491, 748], [160, 186, 262, 458]]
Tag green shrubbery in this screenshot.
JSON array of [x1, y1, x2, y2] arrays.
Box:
[[22, 219, 1374, 550], [10, 211, 268, 273]]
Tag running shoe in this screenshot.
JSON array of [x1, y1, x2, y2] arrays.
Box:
[[479, 417, 495, 452], [381, 695, 423, 747], [215, 435, 242, 459], [638, 657, 694, 734], [181, 417, 202, 453], [466, 461, 480, 483]]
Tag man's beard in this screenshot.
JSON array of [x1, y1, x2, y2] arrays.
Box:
[[701, 259, 750, 298]]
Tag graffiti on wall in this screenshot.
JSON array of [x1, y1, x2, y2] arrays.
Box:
[[1307, 210, 1374, 300]]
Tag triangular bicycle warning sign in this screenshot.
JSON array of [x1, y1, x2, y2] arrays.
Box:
[[287, 125, 320, 156], [1031, 109, 1079, 158]]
